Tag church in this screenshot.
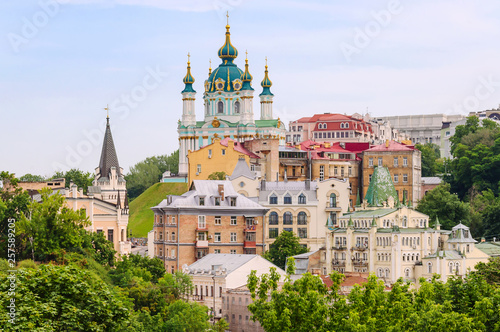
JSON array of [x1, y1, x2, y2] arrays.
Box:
[[178, 19, 286, 177]]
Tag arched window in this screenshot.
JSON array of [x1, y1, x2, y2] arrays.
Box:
[[269, 212, 278, 225], [405, 268, 410, 278], [427, 262, 432, 274], [234, 101, 240, 114], [283, 212, 293, 225], [402, 254, 406, 262], [298, 194, 306, 204], [345, 122, 349, 128], [449, 262, 454, 273], [329, 193, 337, 207], [171, 232, 176, 241], [455, 262, 460, 274], [385, 268, 390, 278], [378, 268, 383, 277], [402, 216, 407, 228], [217, 101, 224, 113], [416, 254, 419, 261], [340, 123, 344, 129], [297, 212, 307, 225], [205, 102, 210, 115]]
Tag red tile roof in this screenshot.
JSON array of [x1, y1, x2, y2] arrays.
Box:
[[220, 138, 261, 159]]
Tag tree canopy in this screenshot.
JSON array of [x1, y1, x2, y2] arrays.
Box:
[[415, 143, 441, 177], [52, 168, 94, 194], [263, 231, 308, 270]]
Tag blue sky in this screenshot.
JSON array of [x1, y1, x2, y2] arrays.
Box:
[[2, 0, 500, 177]]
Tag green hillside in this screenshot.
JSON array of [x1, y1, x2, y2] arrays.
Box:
[[128, 182, 188, 238]]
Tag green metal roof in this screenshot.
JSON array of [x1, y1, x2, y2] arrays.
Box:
[[341, 208, 398, 219], [475, 242, 500, 256], [364, 166, 399, 206], [255, 119, 279, 128], [423, 250, 463, 260]]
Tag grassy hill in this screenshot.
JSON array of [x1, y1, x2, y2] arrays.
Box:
[[128, 182, 188, 238]]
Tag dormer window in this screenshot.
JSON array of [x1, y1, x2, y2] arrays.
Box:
[[199, 197, 205, 206], [298, 194, 306, 204], [269, 194, 277, 204], [215, 197, 221, 206], [284, 194, 292, 204], [230, 197, 236, 206]]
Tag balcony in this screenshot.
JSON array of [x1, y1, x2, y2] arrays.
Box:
[[165, 223, 177, 228], [244, 225, 257, 232], [353, 260, 368, 267], [195, 240, 209, 248], [325, 202, 342, 212], [332, 244, 347, 250], [244, 241, 256, 248], [353, 244, 369, 251], [196, 227, 208, 232], [332, 260, 346, 267]]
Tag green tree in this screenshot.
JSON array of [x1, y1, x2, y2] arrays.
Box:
[[416, 183, 472, 231], [0, 264, 132, 331], [472, 257, 500, 286], [17, 188, 90, 261], [52, 169, 94, 193], [416, 143, 441, 177], [18, 173, 45, 182], [263, 231, 308, 270], [81, 230, 117, 267], [208, 171, 226, 180], [110, 254, 165, 287]]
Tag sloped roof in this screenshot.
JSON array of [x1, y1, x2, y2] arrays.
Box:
[[98, 117, 121, 178], [187, 254, 256, 274], [423, 250, 463, 260], [476, 242, 500, 256], [340, 208, 398, 219], [220, 137, 260, 159], [366, 140, 415, 152], [422, 177, 442, 185], [229, 158, 256, 180], [364, 166, 399, 206]]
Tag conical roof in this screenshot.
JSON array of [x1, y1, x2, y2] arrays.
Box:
[[98, 117, 121, 179], [364, 166, 399, 206]]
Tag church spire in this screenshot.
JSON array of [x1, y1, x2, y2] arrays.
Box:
[[98, 112, 121, 179], [260, 57, 273, 96], [241, 50, 254, 91], [217, 12, 238, 63], [182, 53, 196, 93]]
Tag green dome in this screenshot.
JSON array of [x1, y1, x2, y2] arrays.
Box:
[[241, 57, 254, 91], [182, 59, 195, 93], [218, 25, 238, 63], [207, 62, 244, 93], [260, 64, 273, 96]]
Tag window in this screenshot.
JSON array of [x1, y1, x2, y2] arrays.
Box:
[[198, 215, 206, 229], [171, 232, 176, 241], [330, 193, 337, 207], [214, 249, 221, 254], [214, 232, 221, 242], [427, 262, 432, 274], [394, 174, 398, 183], [298, 194, 306, 204], [334, 166, 338, 175], [217, 101, 224, 113], [215, 216, 221, 225], [298, 212, 307, 225], [230, 232, 237, 242], [394, 157, 398, 167], [269, 228, 278, 238], [215, 197, 220, 206], [208, 149, 212, 158], [284, 194, 292, 204], [269, 194, 277, 204], [234, 101, 240, 114], [230, 216, 237, 225], [108, 229, 113, 242], [403, 174, 408, 183], [230, 249, 236, 254], [298, 228, 307, 238], [222, 149, 226, 155], [319, 165, 325, 181], [198, 232, 206, 241], [283, 212, 293, 225], [197, 164, 201, 173], [378, 157, 383, 167], [230, 197, 236, 206], [369, 174, 372, 182], [199, 197, 205, 206], [348, 166, 352, 176], [403, 157, 408, 166], [283, 228, 293, 233], [369, 158, 373, 167], [269, 212, 278, 225]]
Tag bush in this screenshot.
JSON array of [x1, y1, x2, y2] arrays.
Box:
[[18, 259, 37, 269]]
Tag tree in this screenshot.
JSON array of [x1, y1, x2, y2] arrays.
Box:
[[110, 254, 165, 287], [17, 188, 90, 261], [52, 169, 94, 194], [18, 174, 45, 182], [208, 171, 226, 180], [125, 150, 180, 200], [0, 264, 132, 331], [81, 230, 117, 267], [415, 143, 441, 177], [471, 257, 500, 286], [263, 231, 308, 270], [417, 183, 472, 231]]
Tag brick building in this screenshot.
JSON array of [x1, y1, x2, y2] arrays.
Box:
[[151, 180, 269, 272]]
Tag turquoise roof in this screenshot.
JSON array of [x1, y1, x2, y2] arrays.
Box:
[[364, 166, 399, 206], [241, 58, 254, 91], [341, 208, 398, 219], [260, 64, 273, 96], [218, 25, 238, 62], [255, 119, 279, 128], [182, 60, 196, 93]]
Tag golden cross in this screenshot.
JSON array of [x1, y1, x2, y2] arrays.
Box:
[[187, 52, 190, 63], [104, 104, 110, 118], [246, 50, 248, 59], [209, 59, 211, 68], [226, 11, 229, 25], [265, 56, 268, 66]]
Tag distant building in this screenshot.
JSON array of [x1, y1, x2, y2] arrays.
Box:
[[161, 171, 187, 183], [183, 253, 285, 327], [476, 240, 500, 257], [421, 177, 442, 199], [151, 180, 268, 273], [361, 140, 421, 206]]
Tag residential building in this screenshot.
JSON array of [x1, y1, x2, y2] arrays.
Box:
[[183, 253, 285, 327], [362, 140, 421, 206], [178, 21, 286, 177], [421, 177, 442, 199], [327, 166, 489, 284], [187, 136, 260, 184], [151, 180, 268, 272]]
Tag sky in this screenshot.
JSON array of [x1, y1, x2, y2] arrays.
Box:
[[2, 0, 500, 177]]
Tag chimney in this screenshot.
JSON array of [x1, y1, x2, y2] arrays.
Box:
[[218, 184, 224, 201], [261, 179, 266, 191], [385, 139, 389, 148], [481, 237, 486, 243], [305, 179, 310, 190]]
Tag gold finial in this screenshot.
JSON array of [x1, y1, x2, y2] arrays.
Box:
[[187, 52, 190, 64], [226, 11, 229, 25], [265, 56, 268, 66], [208, 59, 212, 75], [104, 104, 109, 119]]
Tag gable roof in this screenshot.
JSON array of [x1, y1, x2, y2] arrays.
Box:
[[229, 158, 256, 180], [186, 254, 256, 274]]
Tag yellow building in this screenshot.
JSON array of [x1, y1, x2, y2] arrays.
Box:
[[187, 137, 259, 184]]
